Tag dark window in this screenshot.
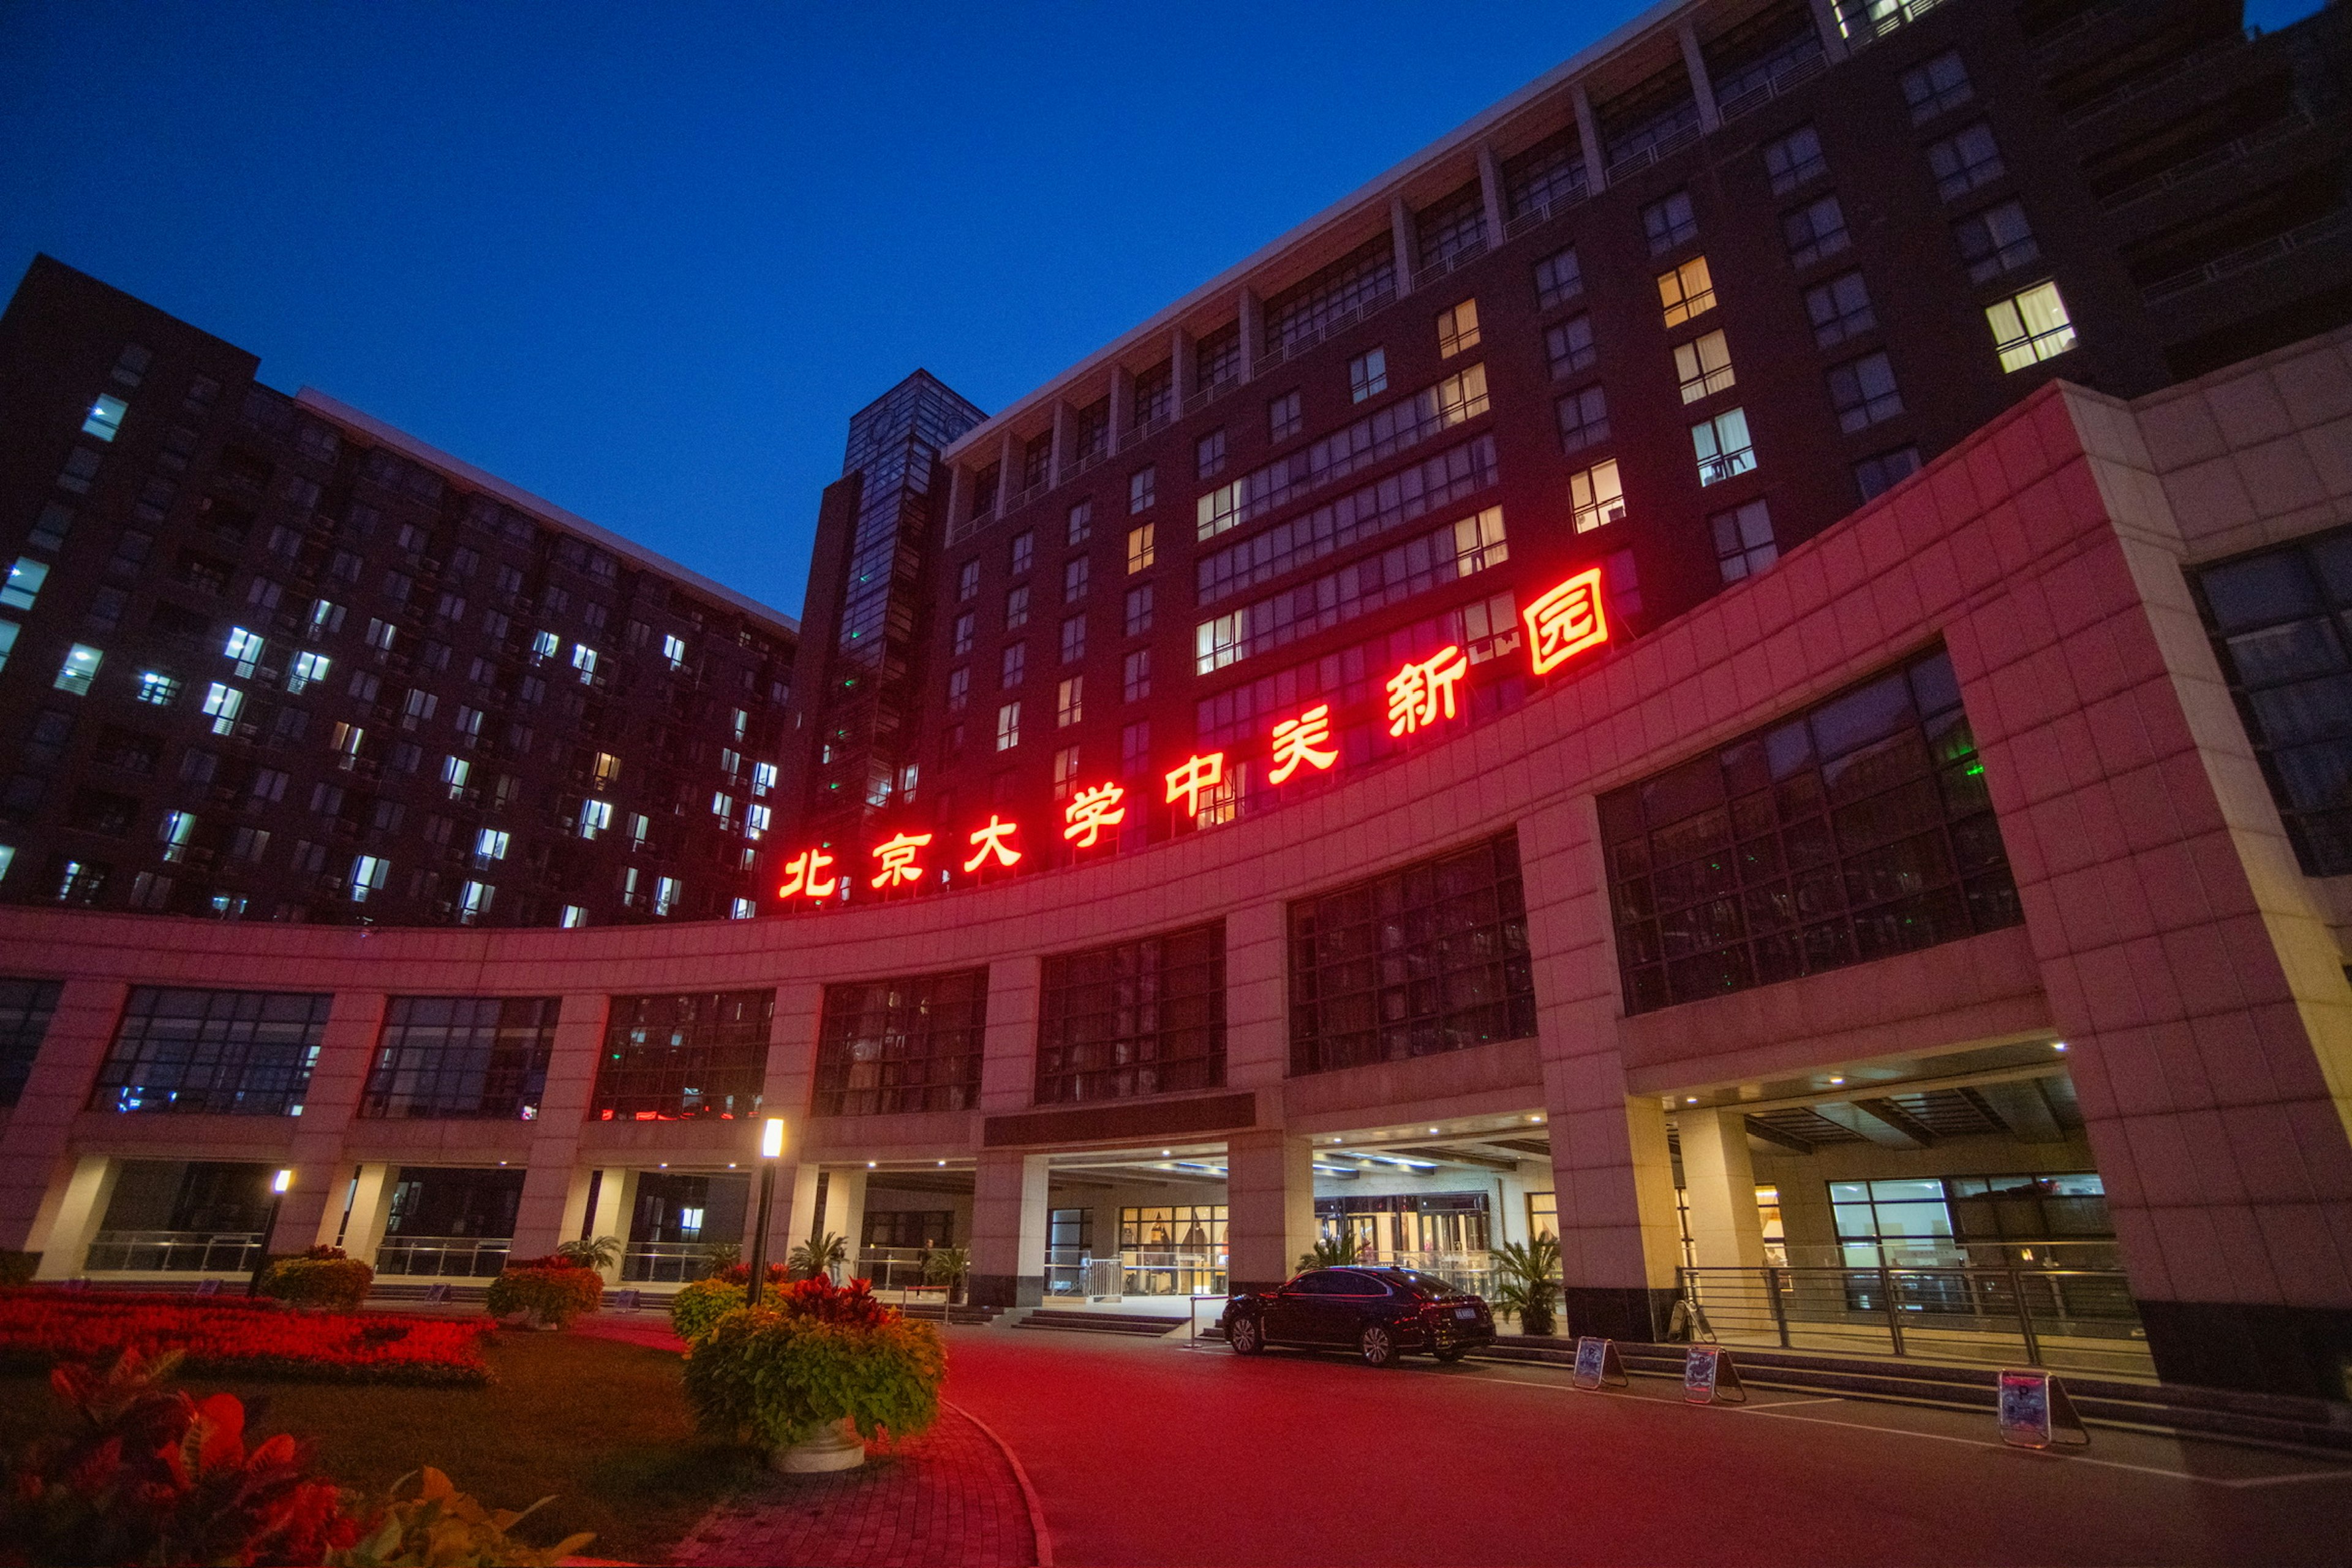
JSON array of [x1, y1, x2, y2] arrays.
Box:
[[1804, 271, 1877, 349], [1643, 190, 1698, 254], [1037, 922, 1225, 1104], [812, 969, 988, 1117], [1544, 315, 1596, 378], [360, 996, 560, 1119], [0, 979, 62, 1106], [1953, 200, 2037, 284], [88, 987, 331, 1115], [1534, 246, 1584, 309], [1855, 446, 1922, 500], [1927, 122, 2004, 200], [1556, 386, 1611, 454], [1600, 647, 2020, 1015], [1828, 351, 1903, 432], [1782, 194, 1850, 268], [590, 990, 773, 1121], [1763, 125, 1826, 194], [2193, 528, 2352, 875], [865, 1209, 956, 1248], [1289, 831, 1534, 1076]]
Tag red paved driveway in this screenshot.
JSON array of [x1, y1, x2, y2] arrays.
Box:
[[940, 1327, 2352, 1567]]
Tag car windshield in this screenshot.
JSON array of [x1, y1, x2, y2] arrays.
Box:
[[1363, 1269, 1457, 1298]]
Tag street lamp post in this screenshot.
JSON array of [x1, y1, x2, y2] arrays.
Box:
[[248, 1167, 293, 1298], [745, 1118, 785, 1308]]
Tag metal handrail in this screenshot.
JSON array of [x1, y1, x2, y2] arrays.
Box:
[[2100, 113, 2314, 212], [2063, 31, 2253, 127], [85, 1230, 263, 1273], [1716, 50, 1828, 124], [374, 1234, 512, 1278], [2142, 209, 2352, 304], [1503, 186, 1589, 239]]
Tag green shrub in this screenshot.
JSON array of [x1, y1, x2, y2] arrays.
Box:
[[483, 1262, 601, 1329], [262, 1250, 375, 1311], [669, 1276, 746, 1344], [1295, 1233, 1359, 1272], [682, 1305, 945, 1449], [0, 1250, 37, 1286], [327, 1467, 592, 1567], [551, 1235, 620, 1271], [1490, 1234, 1562, 1336]]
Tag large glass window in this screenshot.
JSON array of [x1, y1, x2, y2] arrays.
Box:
[[1264, 235, 1397, 358], [813, 970, 987, 1117], [1038, 922, 1224, 1104], [590, 990, 772, 1121], [1600, 647, 2021, 1015], [89, 987, 331, 1115], [0, 979, 62, 1106], [360, 997, 559, 1119], [2193, 528, 2352, 873], [1289, 831, 1534, 1076]]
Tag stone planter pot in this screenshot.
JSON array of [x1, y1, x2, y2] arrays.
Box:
[[771, 1418, 865, 1474]]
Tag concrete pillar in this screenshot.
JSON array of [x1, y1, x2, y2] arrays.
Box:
[[1475, 140, 1508, 247], [995, 429, 1017, 502], [1678, 1107, 1765, 1268], [1219, 900, 1289, 1093], [508, 992, 606, 1259], [1170, 326, 1197, 405], [970, 1150, 1049, 1308], [30, 1154, 116, 1280], [0, 976, 130, 1259], [1806, 0, 1850, 61], [267, 989, 385, 1253], [1573, 83, 1608, 194], [977, 957, 1041, 1114], [335, 1162, 394, 1259], [823, 1169, 869, 1280], [946, 464, 970, 529], [1389, 194, 1416, 293], [1108, 366, 1134, 451], [1237, 287, 1262, 381], [1678, 18, 1721, 133], [1048, 402, 1072, 486], [1227, 1130, 1314, 1295]]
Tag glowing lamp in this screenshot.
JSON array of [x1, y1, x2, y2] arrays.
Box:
[[760, 1117, 785, 1159], [272, 1169, 293, 1194]]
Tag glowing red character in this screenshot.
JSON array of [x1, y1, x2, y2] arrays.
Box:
[[1062, 783, 1127, 848], [1523, 567, 1610, 676], [962, 815, 1023, 873], [1268, 704, 1340, 785], [777, 846, 838, 900], [1164, 752, 1226, 819], [1385, 646, 1469, 738], [869, 831, 932, 889]]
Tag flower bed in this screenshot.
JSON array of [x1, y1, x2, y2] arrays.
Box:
[[0, 1289, 496, 1385]]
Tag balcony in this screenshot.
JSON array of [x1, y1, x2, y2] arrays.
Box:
[[2141, 207, 2352, 304], [84, 1229, 262, 1273], [374, 1235, 512, 1278]]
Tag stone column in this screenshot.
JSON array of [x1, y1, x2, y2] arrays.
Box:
[[1678, 18, 1721, 133], [29, 1154, 116, 1281], [1806, 0, 1850, 61], [995, 429, 1017, 502], [946, 464, 970, 530], [1475, 141, 1508, 247], [1389, 194, 1416, 293], [1049, 402, 1072, 486], [0, 976, 130, 1265], [1677, 1107, 1765, 1268], [1237, 288, 1263, 381], [266, 989, 385, 1254], [977, 956, 1041, 1114], [1226, 1129, 1314, 1295], [824, 1168, 869, 1278], [507, 992, 606, 1259], [1170, 326, 1197, 405], [970, 1148, 1049, 1308], [336, 1162, 394, 1259], [1108, 366, 1134, 453], [1573, 83, 1608, 194]]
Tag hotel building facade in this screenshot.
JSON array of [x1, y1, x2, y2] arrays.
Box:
[[4, 0, 2352, 1403]]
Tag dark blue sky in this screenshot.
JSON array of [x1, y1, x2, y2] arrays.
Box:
[[0, 2, 2320, 623]]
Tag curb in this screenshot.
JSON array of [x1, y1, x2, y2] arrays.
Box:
[[944, 1398, 1055, 1568]]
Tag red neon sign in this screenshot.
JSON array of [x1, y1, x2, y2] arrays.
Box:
[[1268, 704, 1340, 784], [962, 815, 1023, 873], [1063, 783, 1127, 848], [1385, 645, 1469, 738], [1165, 752, 1225, 819], [869, 831, 932, 889], [777, 846, 838, 900], [1523, 567, 1609, 676]]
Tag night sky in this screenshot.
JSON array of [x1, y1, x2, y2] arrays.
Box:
[[0, 2, 2322, 623]]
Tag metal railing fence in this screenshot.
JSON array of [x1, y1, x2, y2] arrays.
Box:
[[373, 1235, 511, 1278], [84, 1230, 262, 1274]]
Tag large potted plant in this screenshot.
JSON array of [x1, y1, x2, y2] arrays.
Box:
[[258, 1246, 374, 1312], [1490, 1234, 1563, 1337], [484, 1254, 602, 1330], [786, 1231, 850, 1282], [921, 1245, 970, 1304], [681, 1277, 945, 1474]]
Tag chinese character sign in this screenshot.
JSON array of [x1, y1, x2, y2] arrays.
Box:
[[1385, 646, 1469, 737], [1268, 704, 1340, 784], [777, 846, 838, 900], [1523, 567, 1609, 676], [1063, 783, 1127, 847], [869, 832, 932, 889], [963, 815, 1023, 872], [1165, 752, 1225, 818]]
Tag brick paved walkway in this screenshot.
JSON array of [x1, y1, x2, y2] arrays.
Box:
[[666, 1403, 1036, 1567]]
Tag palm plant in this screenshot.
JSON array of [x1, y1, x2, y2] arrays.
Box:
[[788, 1231, 850, 1281], [701, 1240, 742, 1272], [1489, 1234, 1562, 1337], [554, 1234, 623, 1270], [921, 1245, 971, 1302], [1295, 1231, 1360, 1272]]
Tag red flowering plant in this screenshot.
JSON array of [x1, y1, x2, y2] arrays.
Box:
[[0, 1289, 493, 1385], [0, 1348, 358, 1567]]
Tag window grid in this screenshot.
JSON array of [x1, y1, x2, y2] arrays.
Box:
[[590, 990, 773, 1121], [1038, 922, 1226, 1104], [1675, 330, 1736, 402], [1556, 388, 1611, 456], [1534, 246, 1585, 310], [1986, 282, 2077, 372], [1658, 258, 1716, 326], [813, 970, 987, 1117], [1956, 200, 2038, 283], [1713, 499, 1779, 583], [1765, 126, 1827, 195], [360, 997, 560, 1119], [1545, 316, 1597, 379], [1600, 647, 2021, 1015], [89, 987, 331, 1115], [1806, 271, 1877, 349], [1692, 409, 1757, 486], [1289, 832, 1535, 1076], [1783, 195, 1851, 268], [0, 979, 62, 1107], [1830, 352, 1904, 432], [1928, 123, 2004, 200]]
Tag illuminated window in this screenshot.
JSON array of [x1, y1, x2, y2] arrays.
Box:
[[1556, 387, 1610, 455], [1196, 428, 1226, 481], [812, 972, 984, 1117], [591, 991, 772, 1121], [957, 560, 980, 601], [1125, 648, 1152, 702], [1268, 390, 1302, 442], [561, 905, 586, 929], [1058, 674, 1084, 728], [135, 671, 179, 706], [0, 623, 17, 676], [1855, 446, 1922, 501], [360, 997, 559, 1118], [1038, 921, 1225, 1104], [952, 611, 975, 655], [1805, 271, 1877, 349], [1060, 614, 1086, 663], [731, 897, 755, 919], [1009, 530, 1034, 575], [157, 810, 196, 863], [1288, 832, 1533, 1074], [473, 827, 510, 866], [1828, 353, 1903, 432], [1534, 245, 1583, 309], [1129, 467, 1156, 514], [1763, 125, 1825, 195], [1570, 460, 1626, 532], [1642, 190, 1697, 254], [662, 632, 688, 671], [1657, 257, 1714, 327], [1901, 50, 1973, 123], [1005, 584, 1030, 630], [1437, 299, 1480, 358], [351, 854, 390, 903], [1782, 195, 1849, 268], [1064, 556, 1090, 603], [1000, 642, 1025, 688], [1544, 315, 1596, 379], [1, 557, 48, 611], [997, 700, 1021, 751], [1127, 524, 1155, 573], [1602, 647, 2018, 1015], [87, 987, 330, 1115], [570, 643, 598, 683], [1691, 409, 1756, 486], [442, 755, 470, 798], [52, 644, 101, 696], [1928, 123, 2003, 200], [578, 799, 612, 839], [1986, 282, 2076, 372], [1125, 582, 1155, 636], [1712, 499, 1779, 583], [946, 666, 970, 712], [82, 394, 127, 442], [1674, 330, 1736, 403], [1954, 200, 2037, 283], [650, 877, 674, 917], [286, 651, 331, 693], [1067, 500, 1092, 545], [1348, 348, 1388, 403], [1052, 744, 1080, 802]]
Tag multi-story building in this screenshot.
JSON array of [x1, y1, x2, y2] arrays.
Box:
[[785, 0, 2346, 871], [0, 257, 799, 927]]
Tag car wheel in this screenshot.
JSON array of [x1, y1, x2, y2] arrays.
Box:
[[1359, 1323, 1398, 1368], [1433, 1346, 1467, 1363], [1229, 1316, 1264, 1355]]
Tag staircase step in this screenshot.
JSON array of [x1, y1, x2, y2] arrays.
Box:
[[1014, 1309, 1189, 1336]]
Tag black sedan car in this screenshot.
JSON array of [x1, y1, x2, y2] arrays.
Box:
[[1223, 1267, 1494, 1366]]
